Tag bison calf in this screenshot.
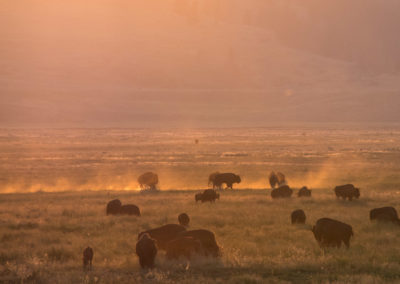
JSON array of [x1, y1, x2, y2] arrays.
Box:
[[136, 233, 157, 269], [312, 218, 353, 248], [291, 209, 306, 224], [201, 189, 219, 203], [83, 247, 93, 270]]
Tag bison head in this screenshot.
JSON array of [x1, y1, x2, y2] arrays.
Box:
[[235, 175, 241, 183]]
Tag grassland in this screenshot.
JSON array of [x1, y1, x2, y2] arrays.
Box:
[[2, 189, 400, 283], [1, 127, 400, 283]]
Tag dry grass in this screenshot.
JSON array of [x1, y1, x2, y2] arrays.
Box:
[[1, 188, 400, 283]]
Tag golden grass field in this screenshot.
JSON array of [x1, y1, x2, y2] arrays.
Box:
[[1, 127, 400, 283]]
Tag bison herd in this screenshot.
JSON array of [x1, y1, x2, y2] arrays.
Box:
[[79, 170, 397, 270]]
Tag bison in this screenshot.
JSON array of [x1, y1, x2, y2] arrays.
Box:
[[298, 186, 312, 197], [312, 218, 353, 248], [212, 173, 241, 190], [138, 224, 186, 250], [195, 193, 203, 203], [106, 199, 122, 215], [178, 213, 190, 227], [83, 247, 93, 270], [201, 189, 220, 203], [119, 204, 141, 216], [291, 209, 306, 224], [271, 185, 293, 198], [208, 172, 220, 187], [370, 207, 400, 224], [138, 172, 159, 191], [136, 233, 157, 269], [334, 184, 360, 201], [165, 237, 203, 260], [177, 229, 220, 257], [269, 171, 286, 189]]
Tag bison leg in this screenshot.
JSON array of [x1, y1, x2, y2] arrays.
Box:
[[343, 238, 350, 249], [348, 196, 353, 201]]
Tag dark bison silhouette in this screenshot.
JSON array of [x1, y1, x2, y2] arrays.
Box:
[[120, 204, 141, 216], [291, 209, 306, 224], [269, 171, 286, 188], [201, 189, 220, 203], [312, 218, 353, 248], [138, 172, 159, 190], [271, 185, 293, 198], [195, 193, 203, 203], [208, 172, 220, 187], [138, 224, 186, 250], [298, 186, 312, 197], [165, 237, 203, 260], [136, 233, 157, 269], [334, 184, 360, 200], [212, 173, 241, 189], [177, 229, 220, 257], [106, 199, 122, 215], [370, 207, 400, 224], [83, 247, 93, 270], [178, 213, 190, 227]]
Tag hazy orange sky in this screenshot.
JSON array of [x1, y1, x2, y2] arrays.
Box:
[[1, 0, 400, 127]]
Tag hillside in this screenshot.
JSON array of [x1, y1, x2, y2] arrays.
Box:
[[1, 1, 399, 127]]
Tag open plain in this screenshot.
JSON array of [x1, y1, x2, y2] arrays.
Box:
[[1, 127, 400, 283]]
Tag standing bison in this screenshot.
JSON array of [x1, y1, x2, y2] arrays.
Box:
[[269, 171, 286, 189], [138, 224, 186, 250], [136, 233, 157, 269], [291, 209, 306, 224], [298, 186, 312, 197], [271, 185, 293, 198], [370, 207, 400, 224], [212, 173, 241, 190], [106, 199, 122, 215], [138, 172, 159, 191], [312, 218, 353, 248], [201, 189, 220, 203], [334, 184, 360, 200], [82, 247, 93, 270]]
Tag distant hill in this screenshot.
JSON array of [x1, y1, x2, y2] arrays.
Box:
[[1, 1, 399, 127]]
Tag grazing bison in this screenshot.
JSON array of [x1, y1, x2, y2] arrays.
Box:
[[298, 186, 312, 197], [138, 224, 186, 250], [165, 237, 203, 260], [312, 218, 353, 248], [213, 173, 241, 189], [370, 207, 400, 224], [119, 204, 141, 216], [136, 233, 157, 269], [269, 171, 286, 189], [334, 184, 360, 200], [195, 193, 203, 203], [106, 199, 122, 215], [177, 229, 220, 257], [201, 189, 220, 203], [138, 172, 159, 191], [178, 213, 190, 227], [208, 172, 220, 187], [83, 247, 93, 270], [291, 209, 306, 224], [271, 185, 293, 198]]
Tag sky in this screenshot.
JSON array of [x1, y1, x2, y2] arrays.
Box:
[[1, 0, 400, 128]]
